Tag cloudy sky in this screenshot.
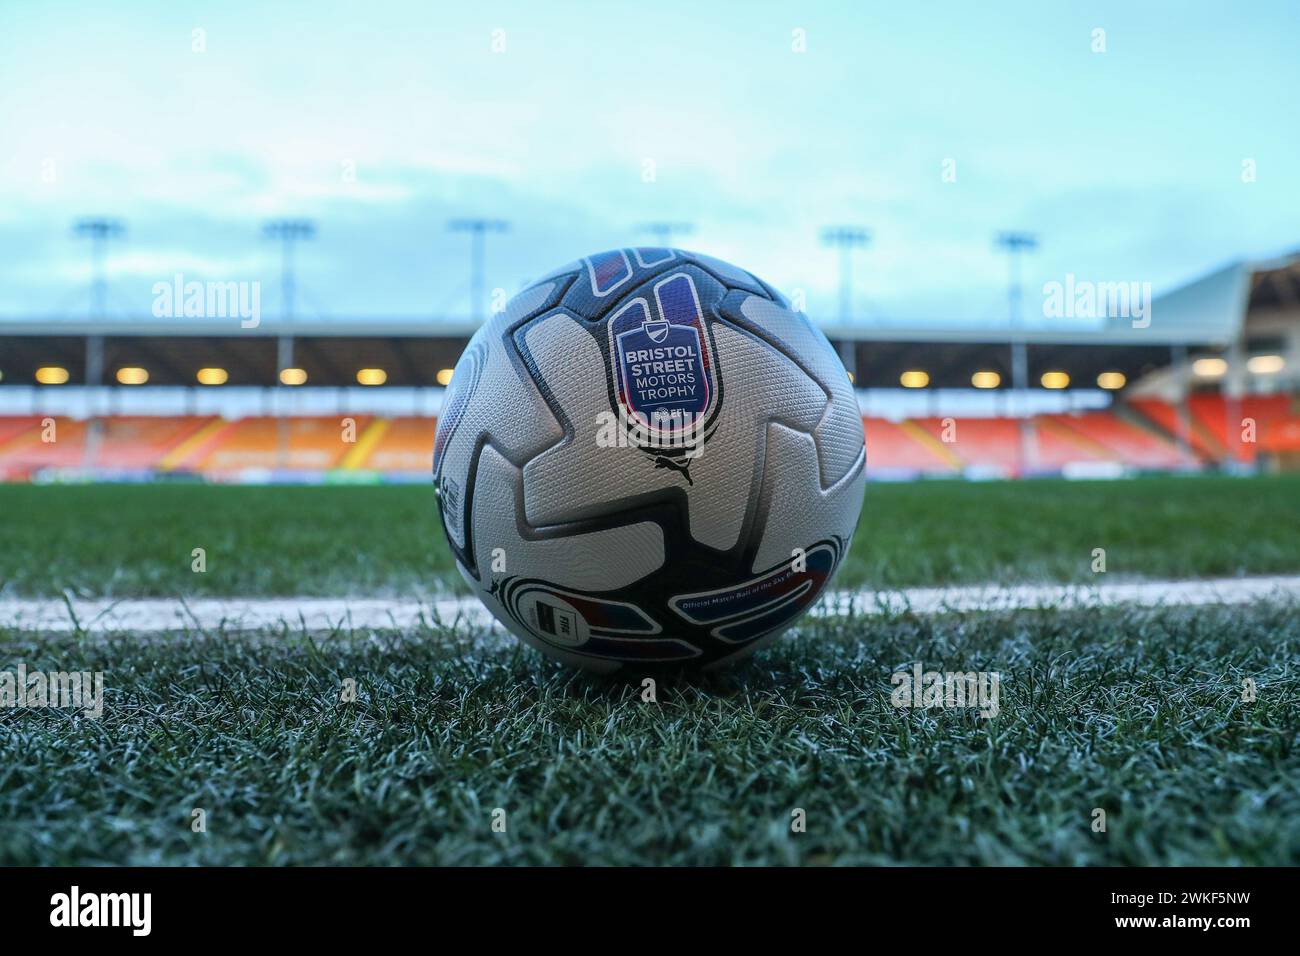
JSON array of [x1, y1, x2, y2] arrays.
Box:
[[1, 0, 1298, 327]]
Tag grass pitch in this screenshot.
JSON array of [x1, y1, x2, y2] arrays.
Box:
[[1, 473, 1298, 597], [1, 474, 1297, 865], [1, 601, 1296, 865]]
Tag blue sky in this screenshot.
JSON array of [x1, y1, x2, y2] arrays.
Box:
[[1, 0, 1298, 326]]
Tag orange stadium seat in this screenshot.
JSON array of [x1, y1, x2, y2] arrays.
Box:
[[0, 416, 48, 479], [347, 417, 438, 474], [0, 417, 90, 472], [0, 416, 41, 445], [1128, 395, 1300, 464], [1258, 416, 1300, 454], [193, 416, 372, 473], [1031, 416, 1116, 470], [92, 416, 216, 470], [1040, 413, 1187, 469], [0, 416, 220, 475], [1128, 398, 1218, 459], [2, 404, 1288, 481], [1189, 394, 1296, 463], [908, 417, 1021, 473], [862, 417, 957, 474]]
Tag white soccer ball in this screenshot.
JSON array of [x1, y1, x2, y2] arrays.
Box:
[[433, 249, 866, 671]]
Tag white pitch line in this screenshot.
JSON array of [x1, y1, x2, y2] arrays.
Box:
[[820, 575, 1300, 616], [1, 576, 1297, 635], [0, 596, 498, 635]]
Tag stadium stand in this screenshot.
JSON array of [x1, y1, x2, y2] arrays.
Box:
[[0, 415, 39, 443], [1032, 416, 1117, 470], [1259, 416, 1300, 464], [96, 417, 218, 470], [0, 414, 444, 480], [1, 247, 1294, 482], [1127, 395, 1300, 465], [908, 417, 1021, 474], [1128, 398, 1221, 459], [190, 416, 373, 474], [1041, 412, 1189, 470], [0, 416, 38, 479], [1189, 394, 1298, 463], [0, 416, 216, 478], [863, 418, 956, 478], [159, 417, 242, 471], [352, 417, 438, 474], [0, 408, 1203, 481], [0, 417, 90, 478], [862, 417, 956, 475]]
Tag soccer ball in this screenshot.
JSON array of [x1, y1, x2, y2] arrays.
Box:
[[433, 248, 865, 671]]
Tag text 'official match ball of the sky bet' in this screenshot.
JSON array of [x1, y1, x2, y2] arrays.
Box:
[[433, 248, 866, 671]]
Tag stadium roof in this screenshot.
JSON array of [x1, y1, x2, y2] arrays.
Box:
[[1, 253, 1294, 348], [0, 316, 483, 339], [826, 255, 1298, 347]]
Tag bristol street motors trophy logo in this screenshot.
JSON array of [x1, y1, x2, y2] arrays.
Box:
[[607, 272, 718, 477]]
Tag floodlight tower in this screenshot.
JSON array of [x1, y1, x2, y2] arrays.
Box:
[[821, 226, 870, 324], [637, 221, 695, 248], [74, 217, 125, 394], [995, 231, 1039, 471], [73, 217, 124, 470], [448, 218, 510, 324], [262, 219, 317, 383], [821, 226, 870, 381], [263, 219, 317, 323], [74, 218, 125, 324], [263, 219, 317, 471]]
